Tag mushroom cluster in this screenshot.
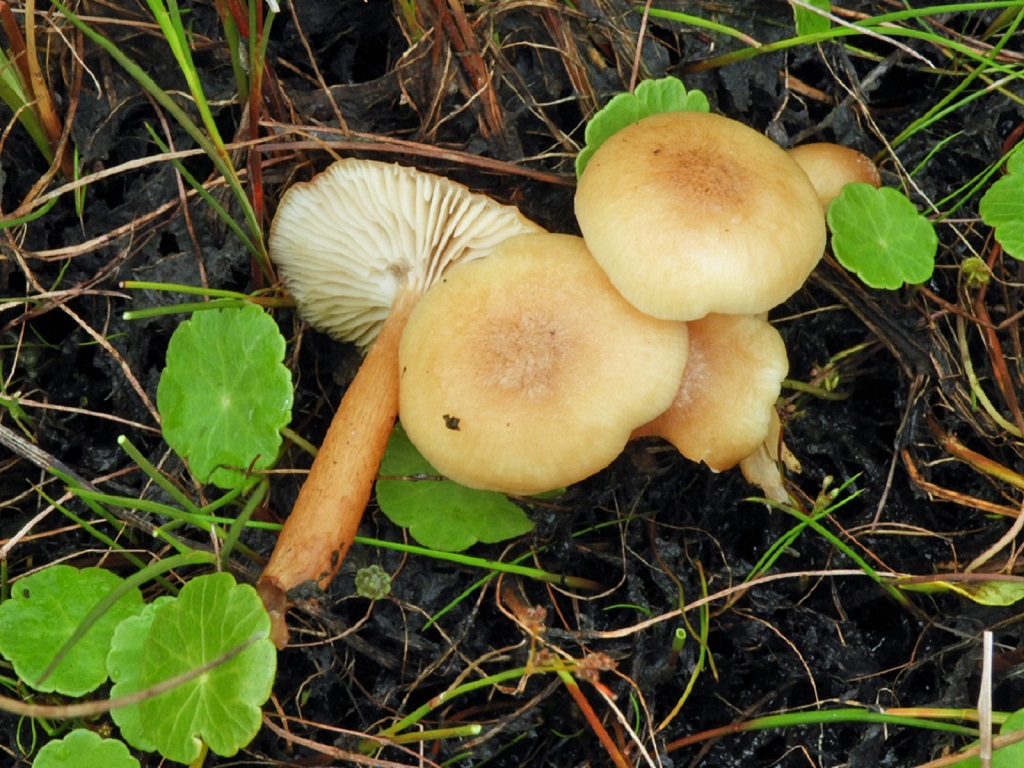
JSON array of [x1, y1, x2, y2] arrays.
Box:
[[260, 109, 879, 637], [394, 113, 876, 502], [569, 110, 827, 498]]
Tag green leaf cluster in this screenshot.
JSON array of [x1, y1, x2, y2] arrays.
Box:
[[157, 305, 293, 490], [575, 76, 709, 177], [354, 564, 393, 600], [377, 425, 536, 552], [0, 566, 276, 766]]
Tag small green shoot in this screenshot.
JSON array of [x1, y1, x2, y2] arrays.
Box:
[[33, 729, 140, 768], [575, 76, 709, 177], [354, 564, 392, 600], [979, 145, 1024, 259], [0, 565, 144, 696], [827, 183, 937, 289], [111, 572, 276, 764], [376, 425, 535, 552], [0, 47, 52, 165], [962, 255, 992, 289], [156, 305, 293, 490]]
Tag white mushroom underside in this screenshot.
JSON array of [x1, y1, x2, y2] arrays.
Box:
[[268, 159, 543, 347]]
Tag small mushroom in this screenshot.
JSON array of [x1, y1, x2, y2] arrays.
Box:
[[786, 142, 882, 212], [632, 313, 788, 473], [260, 159, 543, 644], [398, 232, 690, 495], [575, 111, 826, 321]]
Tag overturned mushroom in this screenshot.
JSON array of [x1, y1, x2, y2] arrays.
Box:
[[575, 111, 826, 321], [260, 159, 543, 645], [398, 232, 690, 495]]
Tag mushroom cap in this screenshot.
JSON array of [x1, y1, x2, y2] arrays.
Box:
[[787, 142, 882, 211], [635, 313, 788, 471], [398, 232, 690, 495], [575, 111, 826, 321], [268, 158, 544, 348]]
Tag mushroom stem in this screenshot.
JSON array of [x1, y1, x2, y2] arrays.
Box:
[[257, 287, 418, 648]]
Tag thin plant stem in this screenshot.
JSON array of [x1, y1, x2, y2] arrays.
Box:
[[353, 535, 603, 591], [665, 707, 983, 752]]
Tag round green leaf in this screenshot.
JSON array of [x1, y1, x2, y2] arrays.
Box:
[[995, 708, 1024, 767], [377, 425, 535, 552], [157, 305, 293, 490], [136, 573, 276, 764], [34, 730, 139, 768], [979, 151, 1024, 260], [0, 565, 144, 696], [827, 183, 937, 289], [945, 707, 1024, 767], [576, 76, 709, 177]]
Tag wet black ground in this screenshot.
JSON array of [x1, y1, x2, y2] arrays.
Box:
[[3, 2, 1024, 766]]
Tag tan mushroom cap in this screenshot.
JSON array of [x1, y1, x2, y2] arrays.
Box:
[[632, 313, 788, 471], [268, 158, 544, 348], [787, 142, 882, 212], [398, 232, 690, 495], [575, 111, 826, 321]]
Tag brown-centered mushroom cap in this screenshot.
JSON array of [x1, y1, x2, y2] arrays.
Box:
[[575, 111, 826, 321], [786, 142, 882, 212], [632, 313, 788, 472], [269, 158, 544, 347], [398, 232, 690, 495]]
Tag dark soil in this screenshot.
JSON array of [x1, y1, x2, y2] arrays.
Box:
[[3, 2, 1024, 767]]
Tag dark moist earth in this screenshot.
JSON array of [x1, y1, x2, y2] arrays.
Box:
[[2, 2, 1024, 766]]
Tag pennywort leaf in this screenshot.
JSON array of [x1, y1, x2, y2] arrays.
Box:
[[0, 565, 144, 696], [827, 183, 937, 289], [157, 305, 293, 490], [946, 707, 1024, 767], [377, 425, 535, 552], [34, 730, 139, 768], [979, 146, 1024, 259], [576, 76, 709, 177], [134, 573, 276, 764]]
